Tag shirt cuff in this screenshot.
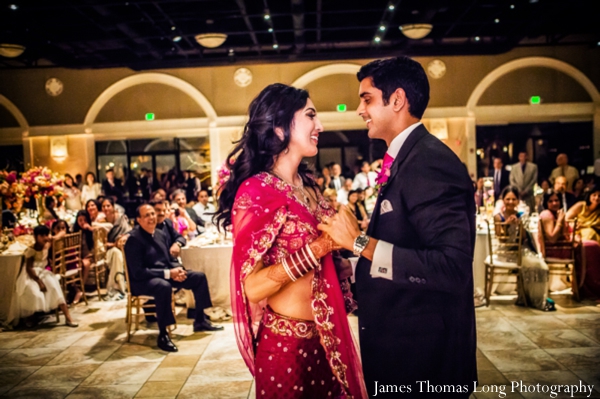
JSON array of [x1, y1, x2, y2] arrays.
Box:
[[163, 269, 171, 279], [370, 240, 394, 280]]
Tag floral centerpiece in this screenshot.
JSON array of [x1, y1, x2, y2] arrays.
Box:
[[0, 170, 26, 210], [19, 166, 64, 199]]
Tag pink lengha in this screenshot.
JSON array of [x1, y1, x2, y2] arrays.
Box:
[[230, 172, 366, 399]]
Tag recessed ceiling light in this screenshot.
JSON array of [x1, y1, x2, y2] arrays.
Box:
[[9, 4, 17, 10], [474, 36, 480, 41], [388, 4, 395, 10], [264, 14, 270, 20], [268, 28, 273, 33], [171, 26, 176, 31], [374, 36, 381, 42], [379, 25, 386, 31], [597, 41, 600, 46], [494, 18, 500, 23], [510, 4, 515, 8], [273, 43, 278, 49], [173, 36, 182, 42]]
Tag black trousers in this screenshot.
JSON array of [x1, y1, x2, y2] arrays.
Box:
[[130, 271, 212, 330]]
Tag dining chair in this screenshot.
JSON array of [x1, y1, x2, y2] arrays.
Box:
[[121, 247, 176, 342], [91, 228, 108, 300], [538, 217, 581, 301], [51, 231, 88, 306], [484, 219, 525, 307]]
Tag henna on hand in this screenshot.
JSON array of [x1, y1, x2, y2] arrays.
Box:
[[266, 264, 291, 285], [309, 234, 338, 258]]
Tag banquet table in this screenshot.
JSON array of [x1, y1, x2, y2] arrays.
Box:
[[0, 247, 26, 326], [180, 239, 233, 312]]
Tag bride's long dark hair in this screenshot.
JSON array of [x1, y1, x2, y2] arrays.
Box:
[[215, 83, 317, 230]]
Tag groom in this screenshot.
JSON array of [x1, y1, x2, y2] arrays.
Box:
[[319, 57, 477, 397]]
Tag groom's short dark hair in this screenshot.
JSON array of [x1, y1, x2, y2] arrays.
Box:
[[357, 56, 430, 119]]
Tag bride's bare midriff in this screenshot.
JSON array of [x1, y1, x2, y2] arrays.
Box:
[[267, 269, 315, 321]]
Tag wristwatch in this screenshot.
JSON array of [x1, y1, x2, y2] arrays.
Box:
[[353, 232, 370, 257]]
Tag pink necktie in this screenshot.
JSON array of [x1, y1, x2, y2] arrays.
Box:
[[376, 153, 395, 185]]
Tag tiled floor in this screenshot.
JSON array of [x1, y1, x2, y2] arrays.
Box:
[[1, 294, 599, 398]]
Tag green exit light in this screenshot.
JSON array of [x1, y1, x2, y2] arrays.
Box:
[[145, 113, 155, 121], [529, 96, 541, 105], [337, 104, 347, 112]]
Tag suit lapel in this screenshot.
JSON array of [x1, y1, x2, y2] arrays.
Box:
[[367, 125, 428, 235]]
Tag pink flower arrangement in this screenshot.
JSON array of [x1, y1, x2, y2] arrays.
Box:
[[1, 170, 26, 209], [19, 166, 64, 199]]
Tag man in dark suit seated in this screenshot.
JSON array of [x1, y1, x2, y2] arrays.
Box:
[[151, 199, 186, 261], [124, 204, 223, 353]]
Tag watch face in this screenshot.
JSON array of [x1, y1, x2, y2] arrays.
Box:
[[427, 59, 446, 79]]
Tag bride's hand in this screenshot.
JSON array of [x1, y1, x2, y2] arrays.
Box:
[[317, 206, 361, 251], [309, 232, 342, 258]]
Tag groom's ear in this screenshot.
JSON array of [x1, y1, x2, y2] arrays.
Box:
[[391, 88, 407, 112]]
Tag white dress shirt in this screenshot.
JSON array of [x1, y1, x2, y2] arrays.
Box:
[[353, 171, 378, 190], [192, 202, 216, 224], [370, 122, 422, 280]]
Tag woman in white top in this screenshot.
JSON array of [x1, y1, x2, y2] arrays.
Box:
[[81, 172, 102, 206], [16, 225, 78, 327], [63, 173, 82, 211]]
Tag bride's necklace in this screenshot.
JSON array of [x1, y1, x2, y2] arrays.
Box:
[[271, 171, 310, 205]]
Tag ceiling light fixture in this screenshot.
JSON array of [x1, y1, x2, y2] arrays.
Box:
[[173, 36, 182, 42], [195, 33, 227, 48], [264, 14, 270, 20], [0, 43, 25, 58], [399, 23, 433, 39], [374, 36, 381, 43], [494, 18, 500, 23], [268, 28, 273, 33], [379, 25, 386, 31], [273, 43, 279, 49], [9, 4, 17, 10], [388, 4, 394, 10], [474, 36, 481, 41]]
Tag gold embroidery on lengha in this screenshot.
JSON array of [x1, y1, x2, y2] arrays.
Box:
[[263, 311, 318, 339]]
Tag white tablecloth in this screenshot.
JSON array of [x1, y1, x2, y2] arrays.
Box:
[[0, 250, 25, 326], [180, 242, 233, 311]]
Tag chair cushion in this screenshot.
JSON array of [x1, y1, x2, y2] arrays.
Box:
[[64, 269, 81, 277], [545, 257, 575, 264], [484, 255, 519, 268]]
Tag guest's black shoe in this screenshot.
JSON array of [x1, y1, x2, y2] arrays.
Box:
[[157, 333, 178, 352], [193, 320, 224, 332], [145, 315, 157, 323]]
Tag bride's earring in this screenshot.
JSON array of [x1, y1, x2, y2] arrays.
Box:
[[284, 147, 289, 154]]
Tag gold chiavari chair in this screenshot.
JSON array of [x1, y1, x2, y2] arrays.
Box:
[[539, 218, 580, 301], [121, 247, 176, 342], [91, 228, 108, 300], [51, 231, 88, 306], [484, 219, 525, 307]]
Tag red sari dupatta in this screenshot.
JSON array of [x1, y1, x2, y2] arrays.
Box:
[[231, 173, 367, 399]]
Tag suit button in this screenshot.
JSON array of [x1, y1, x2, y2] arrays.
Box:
[[409, 276, 415, 283], [415, 277, 421, 283]]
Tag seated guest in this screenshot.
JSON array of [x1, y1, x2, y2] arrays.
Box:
[[15, 225, 78, 327], [494, 186, 553, 311], [171, 189, 204, 234], [124, 204, 223, 352], [567, 186, 600, 242], [192, 189, 216, 225], [150, 189, 167, 202], [337, 178, 354, 205], [42, 195, 59, 223], [2, 197, 24, 228], [573, 178, 586, 201], [85, 199, 106, 223], [152, 200, 186, 262], [101, 198, 131, 296], [322, 188, 340, 212], [48, 219, 70, 272], [347, 189, 369, 231], [566, 186, 600, 298], [72, 210, 94, 302], [63, 174, 82, 211], [553, 176, 577, 212]]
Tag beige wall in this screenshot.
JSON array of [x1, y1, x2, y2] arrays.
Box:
[[0, 44, 599, 180]]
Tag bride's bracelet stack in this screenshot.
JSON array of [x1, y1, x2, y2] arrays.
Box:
[[281, 244, 319, 281]]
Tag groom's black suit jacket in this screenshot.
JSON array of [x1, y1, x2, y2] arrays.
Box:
[[356, 124, 477, 397]]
